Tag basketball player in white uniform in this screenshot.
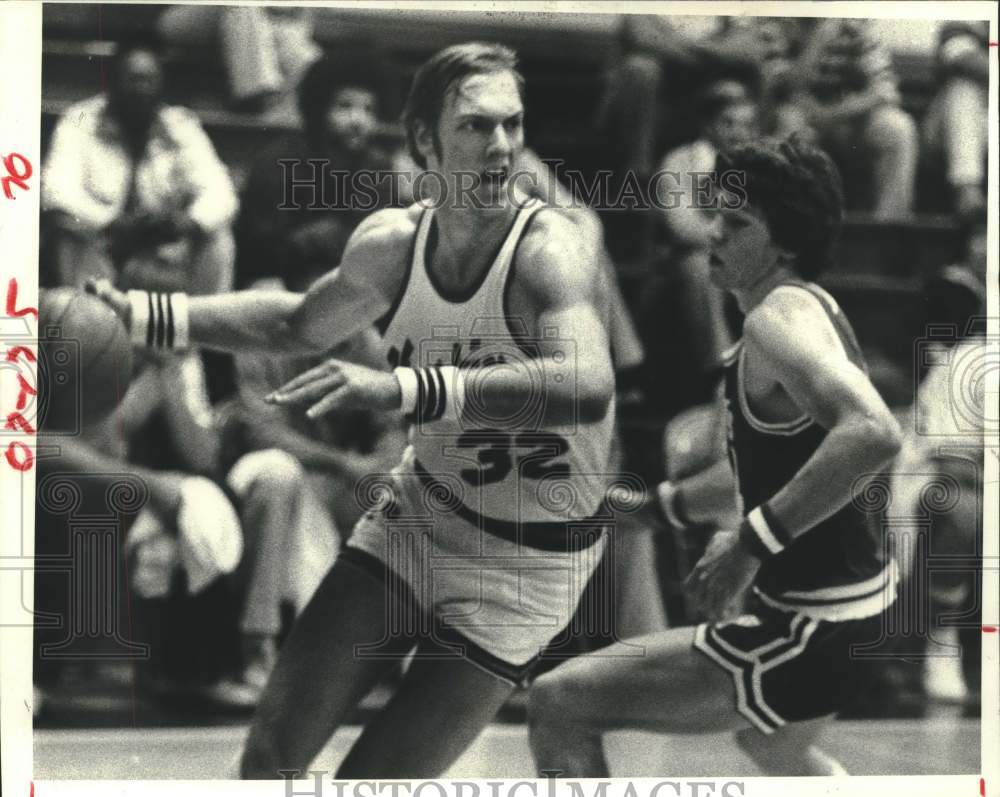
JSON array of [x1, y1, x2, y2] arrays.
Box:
[[90, 42, 617, 778]]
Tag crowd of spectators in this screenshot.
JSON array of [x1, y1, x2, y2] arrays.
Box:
[[35, 9, 988, 718]]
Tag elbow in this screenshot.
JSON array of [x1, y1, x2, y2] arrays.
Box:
[[859, 412, 904, 467]]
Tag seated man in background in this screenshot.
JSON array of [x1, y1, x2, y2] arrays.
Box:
[[785, 19, 917, 218], [36, 345, 339, 711], [41, 38, 238, 295], [920, 21, 989, 222]]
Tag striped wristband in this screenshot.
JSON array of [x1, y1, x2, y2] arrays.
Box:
[[127, 290, 190, 350], [393, 365, 464, 424], [738, 504, 792, 560]]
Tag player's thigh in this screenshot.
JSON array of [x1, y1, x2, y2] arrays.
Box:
[[336, 645, 517, 778], [251, 556, 415, 739], [531, 626, 747, 735]]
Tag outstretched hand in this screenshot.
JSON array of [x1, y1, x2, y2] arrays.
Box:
[[266, 358, 402, 419], [684, 530, 761, 622], [85, 278, 132, 329]]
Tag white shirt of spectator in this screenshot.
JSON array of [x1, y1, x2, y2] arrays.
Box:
[[42, 95, 238, 233]]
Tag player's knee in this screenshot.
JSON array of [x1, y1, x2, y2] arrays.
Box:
[[260, 449, 306, 491], [234, 449, 305, 496]]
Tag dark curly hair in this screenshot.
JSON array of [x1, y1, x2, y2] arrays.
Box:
[[402, 42, 523, 170], [297, 53, 388, 147], [716, 135, 844, 278]]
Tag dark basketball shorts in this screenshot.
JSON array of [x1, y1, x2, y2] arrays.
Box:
[[693, 596, 887, 734]]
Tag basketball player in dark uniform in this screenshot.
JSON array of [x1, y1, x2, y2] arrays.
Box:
[[529, 137, 904, 776]]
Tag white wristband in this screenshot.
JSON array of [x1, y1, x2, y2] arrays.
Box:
[[392, 365, 465, 424], [746, 506, 785, 555], [393, 366, 420, 415], [127, 290, 190, 350], [439, 365, 465, 422], [128, 290, 151, 347], [170, 292, 190, 350]]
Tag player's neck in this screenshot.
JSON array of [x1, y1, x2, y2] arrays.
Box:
[[431, 201, 516, 272], [733, 265, 799, 313]]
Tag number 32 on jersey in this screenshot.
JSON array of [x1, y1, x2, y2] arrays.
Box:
[[451, 430, 570, 485]]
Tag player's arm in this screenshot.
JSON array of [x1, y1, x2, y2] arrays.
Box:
[[270, 212, 615, 425], [686, 291, 902, 620], [743, 292, 903, 545], [88, 209, 408, 356], [479, 210, 616, 425]]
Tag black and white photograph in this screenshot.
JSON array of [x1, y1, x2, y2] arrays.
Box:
[[0, 1, 997, 793]]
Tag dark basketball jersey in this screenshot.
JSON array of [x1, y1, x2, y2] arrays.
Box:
[[722, 282, 896, 621]]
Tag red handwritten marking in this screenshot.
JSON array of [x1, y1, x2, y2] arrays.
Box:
[[1, 152, 32, 199], [14, 373, 37, 411], [981, 777, 986, 796], [4, 278, 38, 471], [5, 442, 33, 471], [5, 412, 35, 435], [30, 782, 34, 797], [983, 626, 998, 633], [989, 41, 998, 47], [6, 279, 38, 320], [7, 348, 37, 409], [6, 345, 35, 364]]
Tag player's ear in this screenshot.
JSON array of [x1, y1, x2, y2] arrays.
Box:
[[413, 119, 437, 165]]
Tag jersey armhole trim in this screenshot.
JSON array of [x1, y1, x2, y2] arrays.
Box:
[[502, 199, 546, 356], [375, 207, 424, 335], [737, 347, 813, 435], [737, 282, 859, 435]]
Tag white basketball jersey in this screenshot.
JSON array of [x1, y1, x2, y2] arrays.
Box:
[[377, 199, 615, 529]]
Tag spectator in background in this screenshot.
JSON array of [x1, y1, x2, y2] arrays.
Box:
[[234, 53, 405, 289], [228, 52, 409, 547], [646, 80, 759, 417], [120, 345, 340, 707], [592, 15, 763, 263], [787, 19, 918, 218], [42, 39, 237, 294], [594, 15, 762, 180], [920, 21, 989, 222], [35, 342, 339, 711], [158, 4, 321, 117]]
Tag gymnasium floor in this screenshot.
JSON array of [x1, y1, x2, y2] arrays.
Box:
[[34, 718, 979, 779]]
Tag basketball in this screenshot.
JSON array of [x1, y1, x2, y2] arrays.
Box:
[[38, 288, 134, 432]]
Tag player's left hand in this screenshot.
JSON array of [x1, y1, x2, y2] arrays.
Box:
[[266, 358, 402, 419], [685, 530, 761, 622]]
